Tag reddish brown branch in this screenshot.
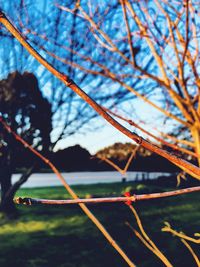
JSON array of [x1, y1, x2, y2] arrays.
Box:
[[15, 186, 200, 205], [104, 107, 199, 159]]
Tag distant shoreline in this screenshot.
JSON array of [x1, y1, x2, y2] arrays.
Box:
[[12, 171, 174, 189], [14, 169, 175, 174]]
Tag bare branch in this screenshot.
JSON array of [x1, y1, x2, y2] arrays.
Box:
[[162, 223, 200, 244], [15, 185, 200, 205], [181, 239, 200, 267]]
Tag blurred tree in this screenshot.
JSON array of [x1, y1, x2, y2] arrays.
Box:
[[0, 71, 52, 216]]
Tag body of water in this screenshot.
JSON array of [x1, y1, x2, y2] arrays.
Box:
[[12, 171, 172, 188]]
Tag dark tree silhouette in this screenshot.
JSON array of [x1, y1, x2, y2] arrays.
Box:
[[0, 71, 52, 216]]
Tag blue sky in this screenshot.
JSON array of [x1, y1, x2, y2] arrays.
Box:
[[55, 122, 131, 154]]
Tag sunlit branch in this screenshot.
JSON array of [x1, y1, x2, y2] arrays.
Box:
[[124, 146, 139, 172], [162, 223, 200, 244], [152, 128, 195, 148], [1, 11, 200, 179], [120, 0, 136, 65], [180, 0, 200, 124], [181, 0, 189, 70], [162, 222, 200, 266], [96, 146, 139, 175], [126, 205, 173, 267], [154, 0, 182, 80], [105, 108, 199, 159], [126, 225, 165, 264], [174, 12, 200, 90], [96, 155, 125, 175], [189, 2, 199, 62], [181, 239, 200, 266], [125, 1, 195, 124]]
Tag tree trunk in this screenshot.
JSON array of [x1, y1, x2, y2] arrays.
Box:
[[0, 166, 18, 218], [0, 164, 35, 218]]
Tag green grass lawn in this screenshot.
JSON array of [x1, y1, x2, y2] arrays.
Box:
[[0, 182, 200, 267]]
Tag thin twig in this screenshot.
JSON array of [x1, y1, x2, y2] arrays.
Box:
[[162, 224, 200, 244], [126, 222, 172, 267], [162, 222, 200, 266], [181, 239, 200, 267], [15, 185, 200, 205], [105, 108, 199, 159], [96, 146, 138, 176]]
